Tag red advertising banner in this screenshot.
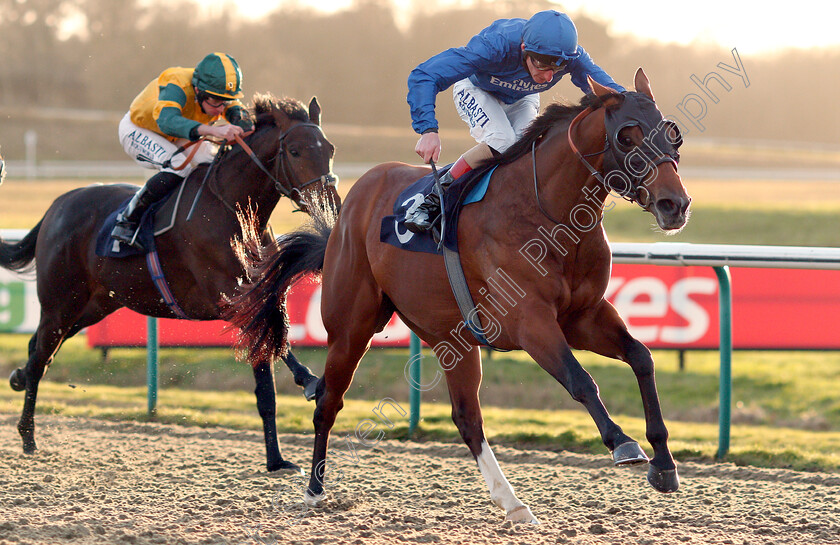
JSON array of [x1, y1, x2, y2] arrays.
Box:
[[86, 266, 840, 350]]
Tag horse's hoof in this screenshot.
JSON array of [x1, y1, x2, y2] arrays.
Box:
[[505, 505, 539, 524], [647, 464, 679, 493], [267, 459, 304, 476], [303, 379, 319, 402], [612, 441, 649, 466], [22, 441, 37, 454], [9, 368, 26, 391], [303, 489, 325, 507]]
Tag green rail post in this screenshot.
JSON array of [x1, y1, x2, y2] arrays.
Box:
[[408, 332, 421, 435], [147, 316, 159, 416], [713, 266, 732, 459]]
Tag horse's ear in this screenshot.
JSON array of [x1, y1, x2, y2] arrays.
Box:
[[634, 67, 655, 101], [308, 97, 321, 126], [588, 75, 619, 99]]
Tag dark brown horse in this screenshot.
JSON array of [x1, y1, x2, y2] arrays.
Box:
[[0, 94, 340, 473], [228, 70, 690, 521]]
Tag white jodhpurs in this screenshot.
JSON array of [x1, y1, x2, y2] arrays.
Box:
[[118, 112, 218, 177], [452, 79, 540, 153]]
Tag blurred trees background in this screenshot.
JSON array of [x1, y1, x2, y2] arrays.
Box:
[[1, 0, 839, 163]]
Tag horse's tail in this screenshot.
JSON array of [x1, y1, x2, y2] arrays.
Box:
[[0, 219, 42, 273], [225, 204, 335, 367]]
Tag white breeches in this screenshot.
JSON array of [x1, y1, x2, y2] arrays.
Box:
[[452, 79, 540, 153], [118, 112, 217, 177]]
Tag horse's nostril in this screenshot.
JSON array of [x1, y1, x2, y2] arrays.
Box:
[[656, 199, 678, 217]]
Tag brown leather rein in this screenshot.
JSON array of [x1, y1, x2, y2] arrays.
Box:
[[171, 123, 337, 202]]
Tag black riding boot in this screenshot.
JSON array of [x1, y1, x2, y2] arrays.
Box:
[[404, 170, 455, 233], [111, 171, 183, 250]]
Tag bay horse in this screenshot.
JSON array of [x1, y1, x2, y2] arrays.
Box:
[[0, 94, 340, 473], [227, 70, 690, 521]]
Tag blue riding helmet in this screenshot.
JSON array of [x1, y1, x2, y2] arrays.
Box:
[[522, 10, 581, 62]]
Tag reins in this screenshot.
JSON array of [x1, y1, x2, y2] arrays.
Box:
[[531, 105, 609, 226], [531, 98, 670, 225], [234, 123, 338, 206], [565, 104, 645, 207], [164, 139, 206, 171], [185, 122, 338, 219]]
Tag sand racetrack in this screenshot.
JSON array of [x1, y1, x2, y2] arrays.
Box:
[[1, 414, 839, 545]]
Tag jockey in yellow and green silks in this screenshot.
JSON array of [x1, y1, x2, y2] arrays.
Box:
[[112, 52, 253, 250]]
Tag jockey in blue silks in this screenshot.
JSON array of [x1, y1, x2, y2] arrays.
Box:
[[405, 10, 625, 233]]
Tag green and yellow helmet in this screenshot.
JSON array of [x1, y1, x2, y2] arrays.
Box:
[[192, 52, 244, 100]]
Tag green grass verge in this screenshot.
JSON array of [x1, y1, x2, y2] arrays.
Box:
[[603, 205, 840, 246]]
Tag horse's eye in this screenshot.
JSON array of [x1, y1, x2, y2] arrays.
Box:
[[289, 149, 301, 158], [615, 125, 637, 151], [617, 132, 634, 151]]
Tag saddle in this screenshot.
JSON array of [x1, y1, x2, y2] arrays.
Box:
[[379, 163, 497, 255], [95, 182, 187, 259]]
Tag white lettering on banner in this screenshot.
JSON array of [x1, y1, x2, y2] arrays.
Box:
[[607, 276, 717, 344], [305, 289, 328, 342], [288, 323, 307, 342], [303, 286, 412, 344], [612, 278, 668, 341], [662, 278, 717, 343], [373, 318, 411, 343], [488, 76, 549, 93]]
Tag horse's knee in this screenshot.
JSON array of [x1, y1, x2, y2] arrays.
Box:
[[570, 382, 599, 404], [623, 339, 654, 376], [565, 372, 599, 404]]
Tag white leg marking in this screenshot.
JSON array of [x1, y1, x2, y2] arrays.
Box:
[[475, 440, 539, 524], [303, 490, 325, 507]]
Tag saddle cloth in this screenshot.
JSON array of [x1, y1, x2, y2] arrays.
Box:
[[94, 182, 186, 258], [379, 163, 497, 255]]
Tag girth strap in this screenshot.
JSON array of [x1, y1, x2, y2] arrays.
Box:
[[441, 244, 498, 348], [430, 161, 508, 351], [145, 250, 190, 319]]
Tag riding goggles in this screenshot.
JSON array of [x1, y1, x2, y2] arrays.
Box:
[[527, 52, 571, 72]]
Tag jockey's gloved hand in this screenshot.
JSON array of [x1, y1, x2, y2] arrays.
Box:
[[228, 107, 255, 132]]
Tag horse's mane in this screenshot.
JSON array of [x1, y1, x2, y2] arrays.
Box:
[[252, 93, 310, 127], [492, 93, 612, 166]]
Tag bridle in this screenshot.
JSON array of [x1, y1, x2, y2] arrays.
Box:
[[233, 122, 338, 207], [550, 94, 682, 213]]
